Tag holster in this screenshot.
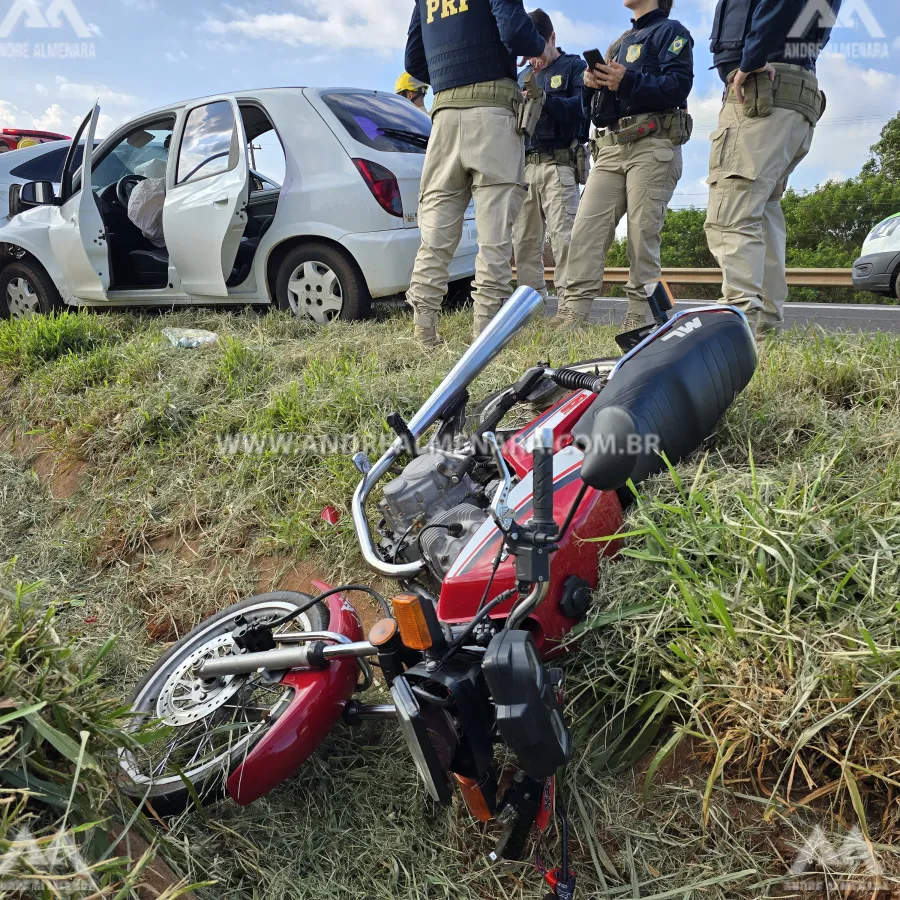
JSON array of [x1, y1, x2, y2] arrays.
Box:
[[573, 143, 589, 185], [517, 71, 546, 137]]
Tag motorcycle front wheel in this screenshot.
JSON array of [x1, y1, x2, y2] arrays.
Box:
[[119, 592, 329, 816]]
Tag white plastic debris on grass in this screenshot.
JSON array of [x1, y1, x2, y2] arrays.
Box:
[[162, 328, 219, 349]]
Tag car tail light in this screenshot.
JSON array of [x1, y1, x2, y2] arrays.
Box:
[[353, 158, 403, 218]]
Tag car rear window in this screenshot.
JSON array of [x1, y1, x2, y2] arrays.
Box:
[[321, 91, 431, 154], [9, 145, 83, 183]]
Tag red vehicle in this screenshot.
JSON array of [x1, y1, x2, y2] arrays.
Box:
[[0, 128, 70, 152], [119, 288, 757, 898]]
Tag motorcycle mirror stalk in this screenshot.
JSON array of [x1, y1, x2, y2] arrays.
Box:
[[486, 427, 558, 590]]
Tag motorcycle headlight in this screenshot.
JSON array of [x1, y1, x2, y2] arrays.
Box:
[[482, 630, 571, 779], [390, 677, 453, 804]]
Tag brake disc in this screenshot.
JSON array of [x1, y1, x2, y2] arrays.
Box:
[[155, 634, 248, 727]]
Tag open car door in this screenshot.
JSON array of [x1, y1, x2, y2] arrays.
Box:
[[164, 96, 249, 297], [48, 104, 110, 302]]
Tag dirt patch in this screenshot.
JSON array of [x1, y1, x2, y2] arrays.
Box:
[[2, 429, 88, 499], [253, 556, 384, 638], [107, 822, 196, 900], [254, 555, 330, 595], [43, 454, 88, 499], [635, 734, 707, 788]]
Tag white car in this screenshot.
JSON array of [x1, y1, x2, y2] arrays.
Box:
[[0, 88, 477, 320], [0, 139, 93, 220], [0, 139, 279, 223], [852, 212, 900, 299]]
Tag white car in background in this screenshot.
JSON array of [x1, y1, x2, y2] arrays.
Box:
[[853, 212, 900, 299], [0, 88, 477, 320], [0, 139, 94, 220]]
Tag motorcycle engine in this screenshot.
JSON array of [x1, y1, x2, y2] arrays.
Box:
[[379, 451, 489, 579], [419, 503, 488, 580]]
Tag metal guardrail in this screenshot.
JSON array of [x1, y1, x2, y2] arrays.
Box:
[[517, 267, 854, 288]]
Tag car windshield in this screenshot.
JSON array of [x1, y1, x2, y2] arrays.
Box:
[[90, 124, 173, 190], [321, 91, 431, 154]]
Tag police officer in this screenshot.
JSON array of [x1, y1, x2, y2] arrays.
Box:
[[404, 0, 552, 346], [511, 9, 588, 324], [564, 0, 693, 330], [705, 0, 840, 338], [396, 72, 429, 111]]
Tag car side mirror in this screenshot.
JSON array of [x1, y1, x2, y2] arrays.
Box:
[[577, 406, 642, 491], [20, 181, 56, 206]]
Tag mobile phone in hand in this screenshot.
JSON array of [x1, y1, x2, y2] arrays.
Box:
[[583, 49, 605, 70]]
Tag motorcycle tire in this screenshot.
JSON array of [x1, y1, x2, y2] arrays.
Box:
[[119, 591, 329, 817]]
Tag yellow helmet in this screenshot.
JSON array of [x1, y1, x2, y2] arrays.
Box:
[[395, 73, 428, 95]]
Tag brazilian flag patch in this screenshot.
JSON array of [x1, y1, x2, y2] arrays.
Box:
[[668, 36, 687, 55]]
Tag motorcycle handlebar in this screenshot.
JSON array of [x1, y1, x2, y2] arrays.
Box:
[[530, 427, 556, 532]]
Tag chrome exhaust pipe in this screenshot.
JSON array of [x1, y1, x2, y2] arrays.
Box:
[[352, 287, 545, 579], [407, 286, 545, 438]]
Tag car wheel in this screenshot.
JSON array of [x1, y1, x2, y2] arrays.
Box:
[[275, 242, 371, 323], [894, 268, 900, 301], [0, 260, 62, 319]]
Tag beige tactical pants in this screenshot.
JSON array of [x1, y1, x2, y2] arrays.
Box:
[[704, 99, 814, 333], [406, 106, 528, 335], [566, 137, 683, 320], [512, 161, 580, 309]]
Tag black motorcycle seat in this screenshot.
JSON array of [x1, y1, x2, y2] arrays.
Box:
[[573, 308, 757, 489]]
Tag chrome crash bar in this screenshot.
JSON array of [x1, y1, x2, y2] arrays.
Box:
[[351, 286, 545, 579]]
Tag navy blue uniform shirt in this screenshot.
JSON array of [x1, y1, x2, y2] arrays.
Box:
[[584, 9, 694, 127], [519, 50, 589, 151]]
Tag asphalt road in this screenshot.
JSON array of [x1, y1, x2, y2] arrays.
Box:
[[546, 298, 900, 334]]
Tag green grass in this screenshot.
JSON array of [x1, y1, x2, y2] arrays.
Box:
[[0, 570, 198, 898], [1, 307, 899, 897]]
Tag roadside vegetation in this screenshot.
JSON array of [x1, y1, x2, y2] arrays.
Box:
[[0, 571, 197, 898], [1, 306, 899, 897]]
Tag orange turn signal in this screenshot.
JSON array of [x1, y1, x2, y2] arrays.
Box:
[[455, 774, 494, 822], [392, 594, 433, 651]]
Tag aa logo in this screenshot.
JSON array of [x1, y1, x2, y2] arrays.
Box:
[[789, 0, 885, 40], [0, 0, 93, 39], [0, 827, 93, 890], [789, 826, 883, 884]]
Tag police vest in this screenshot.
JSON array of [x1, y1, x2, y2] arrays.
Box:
[[709, 0, 759, 71], [418, 0, 517, 94]]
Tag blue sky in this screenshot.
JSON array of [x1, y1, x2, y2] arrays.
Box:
[[0, 0, 898, 210]]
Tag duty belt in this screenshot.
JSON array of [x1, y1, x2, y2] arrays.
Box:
[[726, 63, 825, 125], [591, 109, 689, 150], [526, 148, 576, 166], [431, 79, 523, 116]]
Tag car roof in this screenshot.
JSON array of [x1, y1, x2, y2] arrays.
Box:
[[132, 86, 386, 120]]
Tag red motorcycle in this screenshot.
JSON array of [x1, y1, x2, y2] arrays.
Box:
[[120, 287, 757, 898]]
